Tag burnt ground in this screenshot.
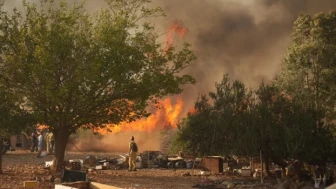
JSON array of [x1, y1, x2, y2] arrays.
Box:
[[0, 150, 316, 189]]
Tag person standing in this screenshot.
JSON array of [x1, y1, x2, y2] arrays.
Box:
[[45, 130, 50, 153], [48, 131, 54, 154], [128, 136, 138, 171], [30, 131, 38, 152], [36, 131, 43, 158]]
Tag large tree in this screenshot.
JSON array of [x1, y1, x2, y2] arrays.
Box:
[[276, 11, 336, 120], [275, 11, 336, 167], [0, 0, 196, 171], [172, 75, 336, 175], [171, 74, 251, 157]]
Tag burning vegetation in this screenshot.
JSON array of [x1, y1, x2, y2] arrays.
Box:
[[93, 97, 183, 135]]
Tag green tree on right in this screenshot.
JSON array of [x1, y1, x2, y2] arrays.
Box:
[[171, 11, 336, 176], [276, 11, 336, 121], [263, 11, 336, 168]]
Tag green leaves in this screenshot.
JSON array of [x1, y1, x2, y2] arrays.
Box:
[[0, 0, 196, 134], [172, 74, 336, 163], [277, 11, 336, 120]]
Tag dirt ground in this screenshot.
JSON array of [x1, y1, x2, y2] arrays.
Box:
[[0, 149, 313, 189]]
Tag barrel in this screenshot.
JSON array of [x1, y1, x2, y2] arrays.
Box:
[[186, 161, 193, 169]]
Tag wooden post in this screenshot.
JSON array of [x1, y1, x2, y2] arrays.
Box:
[[0, 137, 3, 174], [250, 156, 253, 176], [260, 150, 263, 184]]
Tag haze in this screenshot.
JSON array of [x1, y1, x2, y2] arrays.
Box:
[[3, 0, 336, 152]]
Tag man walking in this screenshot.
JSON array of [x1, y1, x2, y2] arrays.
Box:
[[128, 136, 138, 171]]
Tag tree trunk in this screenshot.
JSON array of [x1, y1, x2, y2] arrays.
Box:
[[0, 137, 3, 174], [52, 128, 71, 172], [294, 161, 301, 182], [264, 154, 271, 177]]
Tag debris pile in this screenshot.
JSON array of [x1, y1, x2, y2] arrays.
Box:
[[140, 151, 168, 168]]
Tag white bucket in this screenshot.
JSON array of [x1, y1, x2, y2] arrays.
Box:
[[314, 180, 320, 188], [136, 162, 142, 169]]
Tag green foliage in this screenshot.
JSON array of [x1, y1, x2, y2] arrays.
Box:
[[0, 81, 35, 137], [276, 11, 336, 120], [274, 11, 336, 162], [171, 11, 336, 164], [0, 95, 28, 137], [170, 96, 215, 156], [0, 0, 196, 134], [172, 75, 336, 163], [0, 0, 196, 171], [171, 74, 252, 157]]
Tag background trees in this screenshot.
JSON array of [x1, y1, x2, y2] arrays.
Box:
[[276, 11, 336, 121], [275, 10, 336, 164], [171, 11, 336, 167], [0, 0, 335, 176], [0, 74, 34, 173], [172, 74, 336, 171], [0, 0, 195, 171]]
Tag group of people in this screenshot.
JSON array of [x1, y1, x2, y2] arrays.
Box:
[[31, 129, 55, 157], [31, 130, 138, 169]]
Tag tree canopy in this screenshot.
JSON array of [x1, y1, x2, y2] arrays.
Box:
[[171, 12, 336, 169], [276, 11, 336, 120], [0, 0, 196, 171], [171, 74, 336, 175]]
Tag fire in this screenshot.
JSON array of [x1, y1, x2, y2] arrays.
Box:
[[187, 107, 199, 115], [94, 22, 188, 135], [37, 124, 49, 131], [164, 21, 188, 52], [94, 97, 183, 135]]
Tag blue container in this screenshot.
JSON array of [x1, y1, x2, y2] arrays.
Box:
[[186, 161, 193, 169]]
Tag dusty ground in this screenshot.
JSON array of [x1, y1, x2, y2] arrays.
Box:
[[0, 149, 315, 189]]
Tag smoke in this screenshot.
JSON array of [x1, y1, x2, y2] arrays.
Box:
[[68, 130, 163, 152], [150, 0, 336, 116], [155, 0, 335, 87], [5, 0, 334, 92], [3, 0, 336, 152]]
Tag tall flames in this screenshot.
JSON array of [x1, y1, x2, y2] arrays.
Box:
[[164, 21, 188, 52], [95, 21, 188, 135], [94, 97, 183, 135], [37, 97, 184, 135], [38, 22, 188, 136]]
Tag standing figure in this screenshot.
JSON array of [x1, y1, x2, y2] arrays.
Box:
[[36, 131, 43, 158], [48, 131, 54, 154], [30, 131, 38, 152], [128, 136, 138, 171], [45, 130, 50, 153]]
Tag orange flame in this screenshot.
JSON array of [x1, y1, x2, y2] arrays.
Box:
[[93, 22, 188, 135], [37, 124, 49, 131], [164, 21, 188, 53], [187, 107, 199, 115], [94, 97, 183, 135]]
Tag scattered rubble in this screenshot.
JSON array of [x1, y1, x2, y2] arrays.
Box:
[[2, 150, 336, 189]]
